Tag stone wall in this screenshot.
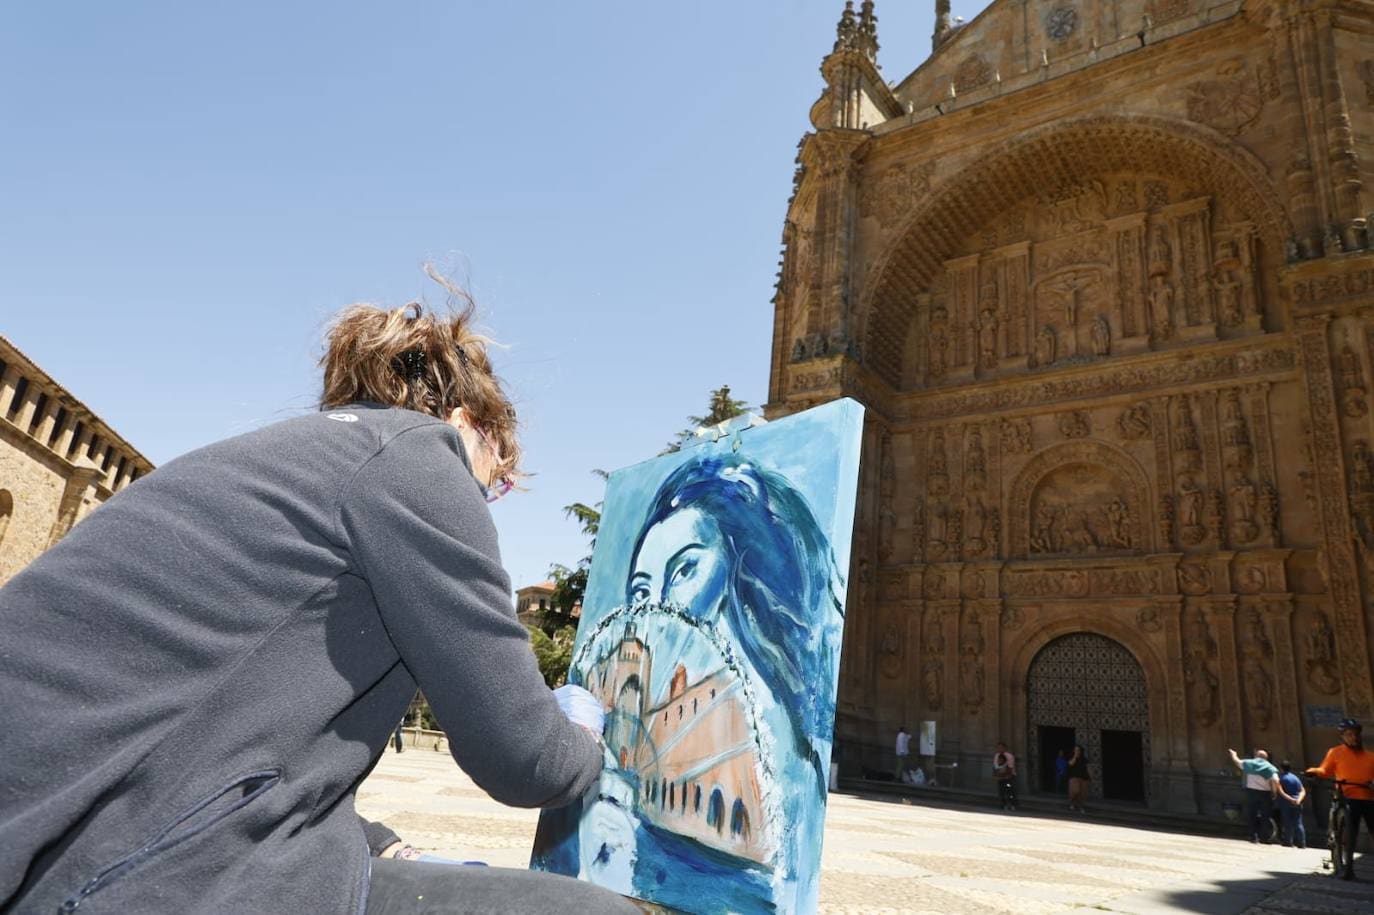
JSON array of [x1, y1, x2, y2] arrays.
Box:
[[766, 1, 1374, 818]]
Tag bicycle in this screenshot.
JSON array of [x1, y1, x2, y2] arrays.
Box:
[[1308, 777, 1364, 880]]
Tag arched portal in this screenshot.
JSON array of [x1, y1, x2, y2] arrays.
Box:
[[857, 115, 1291, 386], [1027, 632, 1150, 803]]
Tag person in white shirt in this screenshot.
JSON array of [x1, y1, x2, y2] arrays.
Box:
[[894, 726, 911, 781], [993, 741, 1018, 811]]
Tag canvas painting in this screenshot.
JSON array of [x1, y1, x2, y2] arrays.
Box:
[[530, 398, 864, 914]]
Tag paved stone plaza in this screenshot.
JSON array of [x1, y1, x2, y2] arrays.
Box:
[[356, 748, 1374, 914]]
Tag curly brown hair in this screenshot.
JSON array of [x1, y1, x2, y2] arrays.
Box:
[[319, 273, 520, 480]]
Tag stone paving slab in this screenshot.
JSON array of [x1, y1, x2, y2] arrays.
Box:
[[356, 748, 1373, 914]]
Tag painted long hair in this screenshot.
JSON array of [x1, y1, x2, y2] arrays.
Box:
[[627, 454, 844, 795]]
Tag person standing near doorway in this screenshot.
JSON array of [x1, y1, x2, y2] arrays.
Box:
[[392, 723, 405, 754], [1066, 744, 1090, 812], [993, 742, 1017, 811], [1276, 760, 1306, 848], [1229, 747, 1279, 843], [1054, 749, 1069, 794], [894, 725, 911, 781]]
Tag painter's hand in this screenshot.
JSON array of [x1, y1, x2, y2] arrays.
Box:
[[553, 684, 605, 736]]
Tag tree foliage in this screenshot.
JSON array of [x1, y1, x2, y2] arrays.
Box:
[[527, 624, 577, 687], [662, 384, 751, 454]]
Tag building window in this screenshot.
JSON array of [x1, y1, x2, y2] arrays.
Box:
[[694, 784, 701, 813], [66, 421, 84, 458], [707, 789, 725, 833], [693, 697, 698, 714], [677, 704, 683, 719], [48, 407, 68, 447], [101, 446, 114, 471], [0, 490, 12, 549], [27, 393, 48, 434], [730, 798, 749, 839], [86, 435, 101, 460], [669, 782, 675, 810], [710, 688, 716, 699], [7, 377, 28, 420]]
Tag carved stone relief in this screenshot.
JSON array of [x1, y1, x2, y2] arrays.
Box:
[[1304, 610, 1342, 695], [1185, 59, 1265, 136], [1057, 411, 1091, 439], [1239, 607, 1274, 731], [860, 161, 935, 231], [1001, 417, 1033, 455], [1182, 605, 1221, 726], [1118, 403, 1152, 440]]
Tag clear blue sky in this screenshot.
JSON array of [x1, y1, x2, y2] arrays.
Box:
[[0, 1, 984, 595]]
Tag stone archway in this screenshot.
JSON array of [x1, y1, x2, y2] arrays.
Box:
[[1027, 632, 1150, 803], [1007, 440, 1154, 557], [857, 114, 1291, 385]]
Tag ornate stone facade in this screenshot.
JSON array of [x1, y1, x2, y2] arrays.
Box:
[[767, 1, 1374, 816], [0, 336, 152, 584]]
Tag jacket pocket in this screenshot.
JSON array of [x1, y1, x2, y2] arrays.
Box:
[[59, 769, 281, 913]]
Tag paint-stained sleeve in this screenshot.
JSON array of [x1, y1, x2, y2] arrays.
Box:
[[338, 422, 602, 809]]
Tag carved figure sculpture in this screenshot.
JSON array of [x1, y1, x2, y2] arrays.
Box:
[[960, 652, 984, 713], [1353, 440, 1374, 494], [1105, 498, 1132, 548], [1137, 605, 1163, 633], [1230, 477, 1259, 544], [1305, 612, 1342, 694], [880, 623, 902, 679], [965, 428, 987, 485], [923, 661, 944, 711], [1031, 504, 1060, 554], [929, 327, 949, 379], [1340, 339, 1369, 418], [1215, 270, 1243, 325], [1035, 325, 1057, 368], [1149, 273, 1175, 340], [1149, 223, 1172, 273], [1001, 417, 1032, 454], [1243, 658, 1273, 730], [1118, 403, 1151, 439], [879, 504, 896, 561], [1091, 313, 1111, 357], [1178, 475, 1205, 544], [978, 308, 999, 368]]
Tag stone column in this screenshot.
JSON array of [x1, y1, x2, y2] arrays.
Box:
[[45, 464, 103, 548], [1165, 198, 1215, 333], [1266, 597, 1305, 762], [1159, 596, 1199, 813], [11, 384, 42, 433], [53, 412, 82, 458], [1296, 313, 1374, 717], [1106, 212, 1148, 347], [945, 254, 980, 379], [1000, 242, 1031, 360], [1210, 597, 1244, 748], [33, 397, 62, 447], [0, 365, 22, 418], [805, 129, 869, 353]]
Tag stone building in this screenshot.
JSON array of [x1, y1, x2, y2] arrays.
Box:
[[0, 335, 153, 585], [765, 0, 1374, 815]]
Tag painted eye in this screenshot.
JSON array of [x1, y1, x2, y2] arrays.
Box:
[[631, 584, 650, 603], [671, 559, 697, 584]]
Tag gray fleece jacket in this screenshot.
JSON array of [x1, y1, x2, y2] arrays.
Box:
[[0, 403, 601, 914]]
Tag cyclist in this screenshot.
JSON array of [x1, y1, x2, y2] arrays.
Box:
[[1306, 718, 1374, 878]]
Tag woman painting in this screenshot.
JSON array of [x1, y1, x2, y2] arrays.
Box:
[[0, 290, 635, 914]]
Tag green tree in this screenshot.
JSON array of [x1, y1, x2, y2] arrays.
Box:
[[527, 624, 577, 687], [662, 384, 751, 454]]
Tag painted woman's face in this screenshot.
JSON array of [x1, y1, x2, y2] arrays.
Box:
[[628, 507, 729, 619]]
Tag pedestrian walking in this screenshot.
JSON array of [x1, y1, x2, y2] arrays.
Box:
[[1066, 744, 1090, 812], [393, 723, 405, 753], [1276, 760, 1306, 848], [1229, 747, 1280, 843], [894, 725, 911, 781], [993, 742, 1017, 811]]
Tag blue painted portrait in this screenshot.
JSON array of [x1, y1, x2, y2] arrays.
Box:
[[531, 399, 864, 914]]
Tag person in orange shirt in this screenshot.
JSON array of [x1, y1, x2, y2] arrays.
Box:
[[1306, 718, 1374, 879]]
